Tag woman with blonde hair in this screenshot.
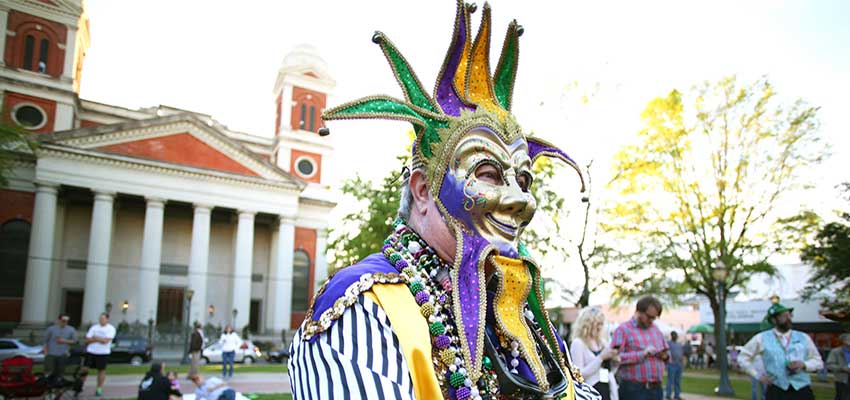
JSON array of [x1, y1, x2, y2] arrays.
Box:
[[570, 306, 619, 400]]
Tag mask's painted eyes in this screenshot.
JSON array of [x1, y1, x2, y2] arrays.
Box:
[[516, 172, 533, 192], [473, 161, 503, 185]]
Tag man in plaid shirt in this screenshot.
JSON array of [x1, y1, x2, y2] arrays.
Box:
[[611, 296, 670, 400]]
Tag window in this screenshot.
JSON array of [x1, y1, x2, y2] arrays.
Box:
[[38, 39, 49, 73], [0, 220, 31, 298], [23, 35, 34, 70], [0, 340, 18, 350], [12, 104, 47, 129], [295, 157, 315, 178], [299, 104, 306, 130], [291, 250, 311, 312], [309, 106, 316, 132]]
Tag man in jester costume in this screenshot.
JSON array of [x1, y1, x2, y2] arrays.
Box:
[[288, 2, 601, 399]]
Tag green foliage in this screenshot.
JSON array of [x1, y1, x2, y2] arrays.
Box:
[[605, 76, 825, 307], [0, 118, 38, 187], [800, 183, 850, 322], [329, 153, 409, 271]]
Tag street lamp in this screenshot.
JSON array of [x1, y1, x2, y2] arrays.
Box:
[[713, 260, 735, 397], [208, 304, 215, 321], [181, 289, 195, 365], [122, 300, 129, 321]]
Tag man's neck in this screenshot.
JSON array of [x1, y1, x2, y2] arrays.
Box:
[[773, 327, 791, 335]]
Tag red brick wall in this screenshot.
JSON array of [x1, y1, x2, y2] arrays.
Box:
[[97, 133, 260, 176], [0, 299, 22, 322], [0, 189, 35, 224], [289, 87, 326, 132], [3, 92, 56, 134], [289, 149, 322, 184], [4, 10, 67, 77], [80, 120, 101, 128], [290, 227, 317, 328]]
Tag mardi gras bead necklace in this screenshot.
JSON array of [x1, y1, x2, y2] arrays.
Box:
[[382, 219, 499, 400]]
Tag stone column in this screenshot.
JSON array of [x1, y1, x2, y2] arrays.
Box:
[[268, 215, 295, 332], [81, 191, 115, 325], [313, 228, 329, 294], [62, 27, 77, 81], [137, 197, 165, 324], [231, 210, 254, 330], [0, 7, 9, 66], [188, 204, 212, 325], [20, 183, 59, 324]]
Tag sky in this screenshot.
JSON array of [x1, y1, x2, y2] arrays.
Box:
[[79, 0, 850, 304]]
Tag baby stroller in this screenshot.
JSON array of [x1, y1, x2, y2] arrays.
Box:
[[0, 355, 83, 399]]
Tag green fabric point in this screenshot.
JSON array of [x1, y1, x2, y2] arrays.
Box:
[[525, 261, 561, 359], [382, 41, 440, 114], [494, 28, 518, 109]]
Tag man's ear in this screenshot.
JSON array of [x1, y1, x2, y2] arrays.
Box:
[[409, 169, 430, 215]]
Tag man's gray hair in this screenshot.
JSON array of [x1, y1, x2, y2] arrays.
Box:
[[397, 176, 413, 222], [840, 332, 850, 342]]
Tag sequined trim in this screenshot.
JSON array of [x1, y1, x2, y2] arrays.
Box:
[[301, 272, 407, 340]]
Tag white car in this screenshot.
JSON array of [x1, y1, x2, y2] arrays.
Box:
[[201, 340, 261, 364], [0, 338, 44, 363]]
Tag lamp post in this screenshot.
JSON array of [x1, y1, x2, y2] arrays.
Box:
[[122, 300, 129, 320], [713, 261, 735, 397], [208, 304, 215, 323], [181, 289, 195, 365]]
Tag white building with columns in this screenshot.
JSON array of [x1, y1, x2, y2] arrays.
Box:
[[0, 0, 335, 334]]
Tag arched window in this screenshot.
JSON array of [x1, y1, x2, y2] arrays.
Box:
[[309, 106, 316, 132], [299, 104, 306, 130], [0, 220, 31, 298], [23, 35, 34, 71], [291, 250, 311, 312]]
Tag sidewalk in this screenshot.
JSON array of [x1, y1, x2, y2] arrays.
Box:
[[84, 372, 291, 399]]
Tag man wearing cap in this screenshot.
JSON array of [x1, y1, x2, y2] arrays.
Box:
[[738, 303, 824, 400], [42, 313, 77, 380], [826, 333, 850, 400]]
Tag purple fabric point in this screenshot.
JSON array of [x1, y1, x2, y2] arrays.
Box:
[[395, 259, 408, 270]]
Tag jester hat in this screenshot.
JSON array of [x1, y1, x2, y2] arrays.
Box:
[[322, 1, 585, 195]]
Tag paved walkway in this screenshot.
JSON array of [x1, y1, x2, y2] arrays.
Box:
[[84, 372, 290, 399]]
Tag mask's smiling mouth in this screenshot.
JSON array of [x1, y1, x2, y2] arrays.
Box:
[[485, 213, 518, 236]]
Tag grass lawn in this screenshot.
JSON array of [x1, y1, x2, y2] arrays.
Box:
[[674, 374, 836, 400], [32, 363, 287, 376]]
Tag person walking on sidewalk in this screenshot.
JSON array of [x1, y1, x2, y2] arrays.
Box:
[[218, 325, 240, 379], [827, 333, 850, 400], [665, 331, 684, 400], [83, 313, 116, 397], [42, 313, 76, 381], [738, 303, 824, 400], [188, 322, 205, 379], [611, 296, 670, 400]]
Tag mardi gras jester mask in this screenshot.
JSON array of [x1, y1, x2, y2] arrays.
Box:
[[322, 1, 585, 255], [321, 0, 586, 385]]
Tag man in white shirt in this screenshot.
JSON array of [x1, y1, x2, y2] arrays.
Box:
[[83, 313, 116, 397], [738, 303, 823, 400]]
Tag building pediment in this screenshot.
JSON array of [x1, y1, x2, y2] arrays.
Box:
[[42, 114, 302, 187]]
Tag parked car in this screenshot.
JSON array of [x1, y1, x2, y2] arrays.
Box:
[[0, 339, 44, 363], [202, 340, 262, 364], [264, 347, 288, 364], [70, 335, 153, 365]]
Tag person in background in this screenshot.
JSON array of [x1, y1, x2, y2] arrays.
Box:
[[191, 375, 236, 400], [750, 354, 767, 400], [571, 307, 620, 400], [611, 296, 670, 400], [826, 333, 850, 400], [189, 322, 205, 379], [218, 325, 240, 379], [42, 313, 76, 380], [82, 313, 116, 397], [167, 370, 180, 393], [682, 339, 692, 369], [138, 361, 182, 400], [665, 331, 684, 400], [738, 303, 824, 400]]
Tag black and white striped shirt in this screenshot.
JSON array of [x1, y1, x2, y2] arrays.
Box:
[[288, 295, 416, 399]]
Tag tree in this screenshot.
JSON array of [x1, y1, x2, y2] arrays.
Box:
[[605, 76, 823, 369], [0, 119, 38, 187], [328, 154, 408, 271], [800, 183, 850, 327]]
